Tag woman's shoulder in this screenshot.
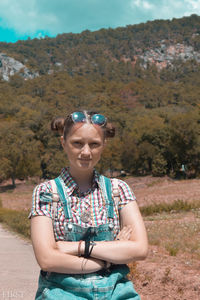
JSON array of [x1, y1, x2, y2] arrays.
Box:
[[33, 179, 53, 194], [29, 179, 55, 220], [110, 177, 132, 188], [110, 177, 136, 201]]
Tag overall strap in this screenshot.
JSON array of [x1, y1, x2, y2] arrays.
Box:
[[112, 178, 120, 206], [99, 175, 114, 219], [50, 179, 59, 221], [54, 176, 72, 220]]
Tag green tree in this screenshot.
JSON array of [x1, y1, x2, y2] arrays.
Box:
[[152, 153, 168, 176], [167, 112, 200, 176], [0, 121, 42, 187], [98, 138, 123, 175]]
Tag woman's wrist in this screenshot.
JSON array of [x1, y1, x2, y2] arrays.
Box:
[[80, 257, 105, 273], [81, 241, 97, 258], [80, 240, 85, 256]]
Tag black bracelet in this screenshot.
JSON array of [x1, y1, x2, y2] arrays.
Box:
[[88, 241, 96, 257], [84, 241, 90, 258], [84, 241, 97, 258]]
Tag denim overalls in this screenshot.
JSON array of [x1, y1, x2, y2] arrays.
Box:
[[35, 176, 141, 300]]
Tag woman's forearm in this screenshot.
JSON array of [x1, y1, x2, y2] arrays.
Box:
[[88, 240, 148, 264], [56, 240, 148, 264], [41, 248, 104, 274]]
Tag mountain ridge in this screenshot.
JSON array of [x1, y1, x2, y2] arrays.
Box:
[[0, 14, 200, 80]]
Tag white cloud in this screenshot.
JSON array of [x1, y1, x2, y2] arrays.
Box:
[[185, 0, 200, 10], [130, 0, 200, 21], [0, 0, 59, 35], [132, 0, 155, 10], [183, 0, 200, 15]]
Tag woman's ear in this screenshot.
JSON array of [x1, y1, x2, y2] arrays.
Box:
[[60, 135, 65, 148], [103, 138, 107, 147]]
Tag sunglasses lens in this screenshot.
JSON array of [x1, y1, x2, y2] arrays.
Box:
[[72, 112, 86, 123], [91, 114, 106, 126]]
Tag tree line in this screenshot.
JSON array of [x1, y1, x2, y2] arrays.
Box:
[[0, 65, 199, 186]]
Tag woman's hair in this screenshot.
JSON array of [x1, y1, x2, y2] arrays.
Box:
[[51, 110, 115, 140]]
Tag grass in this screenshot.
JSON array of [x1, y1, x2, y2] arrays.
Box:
[[0, 207, 31, 239], [146, 179, 163, 187], [146, 211, 200, 258], [140, 199, 200, 216]]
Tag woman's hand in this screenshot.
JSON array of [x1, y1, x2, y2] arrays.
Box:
[[116, 225, 132, 241]]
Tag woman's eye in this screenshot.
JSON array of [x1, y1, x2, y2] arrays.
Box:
[[90, 143, 100, 148], [73, 141, 82, 147]]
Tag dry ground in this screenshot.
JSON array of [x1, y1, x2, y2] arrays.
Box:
[[0, 176, 200, 299]]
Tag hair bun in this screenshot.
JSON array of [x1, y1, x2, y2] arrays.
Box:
[[105, 123, 115, 138], [51, 117, 65, 135]]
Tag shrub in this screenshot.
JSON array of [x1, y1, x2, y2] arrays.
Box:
[[0, 208, 30, 239]]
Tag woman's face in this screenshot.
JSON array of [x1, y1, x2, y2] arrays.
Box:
[[61, 123, 105, 174]]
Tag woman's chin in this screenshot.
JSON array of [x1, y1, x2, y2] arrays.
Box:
[[78, 161, 92, 169]]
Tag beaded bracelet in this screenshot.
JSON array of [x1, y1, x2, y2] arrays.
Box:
[[78, 240, 83, 257]]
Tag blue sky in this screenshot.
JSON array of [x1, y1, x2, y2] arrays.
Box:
[[0, 0, 200, 43]]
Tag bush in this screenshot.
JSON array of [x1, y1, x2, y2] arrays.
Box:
[[152, 153, 167, 176], [0, 208, 30, 239]]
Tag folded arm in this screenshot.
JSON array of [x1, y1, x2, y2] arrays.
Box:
[[56, 201, 148, 264], [31, 216, 105, 274]]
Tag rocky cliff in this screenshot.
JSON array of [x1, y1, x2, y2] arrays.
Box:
[[138, 40, 200, 69], [0, 53, 39, 81]]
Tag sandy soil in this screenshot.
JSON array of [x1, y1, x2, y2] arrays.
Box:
[[125, 176, 200, 207], [0, 176, 200, 299]]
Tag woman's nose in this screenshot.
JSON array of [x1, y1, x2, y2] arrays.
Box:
[[81, 144, 91, 156]]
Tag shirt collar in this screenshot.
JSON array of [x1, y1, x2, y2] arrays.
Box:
[[60, 167, 101, 196]]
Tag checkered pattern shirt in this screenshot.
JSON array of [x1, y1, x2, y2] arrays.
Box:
[[28, 168, 136, 240]]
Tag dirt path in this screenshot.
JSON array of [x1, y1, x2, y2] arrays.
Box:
[[0, 223, 40, 300]]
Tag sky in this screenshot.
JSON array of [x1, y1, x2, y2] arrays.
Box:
[[0, 0, 200, 43]]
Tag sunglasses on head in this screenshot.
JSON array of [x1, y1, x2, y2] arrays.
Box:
[[71, 112, 107, 127]]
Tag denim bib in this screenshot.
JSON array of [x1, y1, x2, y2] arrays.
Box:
[[35, 175, 141, 300]]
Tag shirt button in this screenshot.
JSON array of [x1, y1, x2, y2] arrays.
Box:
[[109, 223, 114, 230], [68, 224, 73, 231]]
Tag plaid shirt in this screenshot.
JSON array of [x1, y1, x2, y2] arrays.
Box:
[[28, 168, 136, 241]]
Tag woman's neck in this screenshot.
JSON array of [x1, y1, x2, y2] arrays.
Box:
[[69, 167, 93, 187]]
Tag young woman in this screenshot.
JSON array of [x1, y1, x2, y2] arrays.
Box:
[[29, 110, 148, 299]]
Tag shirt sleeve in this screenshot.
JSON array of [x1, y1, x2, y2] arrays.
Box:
[[28, 181, 53, 219], [114, 179, 136, 210]]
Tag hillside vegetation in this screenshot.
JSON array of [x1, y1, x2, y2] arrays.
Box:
[[0, 15, 200, 185]]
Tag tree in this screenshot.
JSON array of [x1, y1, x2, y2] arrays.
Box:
[[97, 138, 123, 175], [0, 121, 42, 187], [167, 112, 200, 177], [152, 153, 168, 176]]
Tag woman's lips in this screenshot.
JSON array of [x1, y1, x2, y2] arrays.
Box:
[[79, 159, 91, 161]]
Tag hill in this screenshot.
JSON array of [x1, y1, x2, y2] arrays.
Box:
[[0, 15, 200, 184], [0, 14, 200, 78]]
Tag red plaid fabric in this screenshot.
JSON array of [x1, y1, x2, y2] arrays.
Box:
[[28, 168, 136, 240]]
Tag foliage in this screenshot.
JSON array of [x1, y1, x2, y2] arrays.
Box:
[[0, 15, 200, 180], [152, 153, 168, 176]]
